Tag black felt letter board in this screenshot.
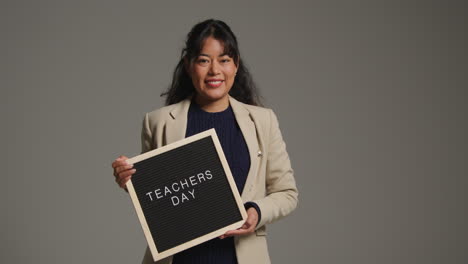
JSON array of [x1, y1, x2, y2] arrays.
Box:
[[126, 130, 245, 261]]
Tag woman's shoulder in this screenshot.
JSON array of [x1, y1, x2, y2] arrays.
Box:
[[238, 101, 278, 124], [145, 99, 189, 122], [146, 104, 173, 118], [243, 103, 271, 115], [231, 96, 273, 118], [237, 101, 282, 136]]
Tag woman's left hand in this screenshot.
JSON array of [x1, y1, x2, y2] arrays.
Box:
[[219, 207, 259, 239]]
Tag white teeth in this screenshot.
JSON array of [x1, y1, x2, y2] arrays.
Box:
[[207, 81, 222, 84]]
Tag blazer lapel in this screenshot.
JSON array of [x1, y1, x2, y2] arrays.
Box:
[[229, 96, 260, 201], [164, 95, 260, 201], [166, 97, 191, 145]]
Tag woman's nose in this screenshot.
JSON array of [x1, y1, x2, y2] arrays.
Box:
[[209, 61, 221, 75]]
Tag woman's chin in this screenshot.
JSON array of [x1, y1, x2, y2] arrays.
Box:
[[198, 91, 229, 103]]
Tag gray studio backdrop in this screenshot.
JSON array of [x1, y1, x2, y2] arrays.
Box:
[[2, 1, 467, 263]]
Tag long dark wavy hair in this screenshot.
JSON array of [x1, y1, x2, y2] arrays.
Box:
[[160, 19, 263, 106]]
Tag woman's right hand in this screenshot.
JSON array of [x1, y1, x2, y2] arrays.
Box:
[[111, 155, 136, 190]]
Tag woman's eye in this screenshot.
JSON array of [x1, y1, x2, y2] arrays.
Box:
[[220, 58, 231, 63], [197, 59, 209, 64]]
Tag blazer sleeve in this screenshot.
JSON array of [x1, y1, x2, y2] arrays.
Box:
[[252, 109, 299, 228], [141, 113, 153, 154]]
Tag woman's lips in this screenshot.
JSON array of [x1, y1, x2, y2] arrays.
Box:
[[205, 80, 224, 88]]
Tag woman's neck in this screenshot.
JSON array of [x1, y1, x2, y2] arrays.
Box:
[[194, 95, 229, 113]]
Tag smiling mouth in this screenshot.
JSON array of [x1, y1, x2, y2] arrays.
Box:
[[205, 80, 224, 87]]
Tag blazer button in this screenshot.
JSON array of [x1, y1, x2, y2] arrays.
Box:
[[257, 150, 262, 157]]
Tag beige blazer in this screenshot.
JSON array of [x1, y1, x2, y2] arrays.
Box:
[[140, 95, 298, 264]]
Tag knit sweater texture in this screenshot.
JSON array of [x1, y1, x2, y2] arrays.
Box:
[[172, 100, 251, 264]]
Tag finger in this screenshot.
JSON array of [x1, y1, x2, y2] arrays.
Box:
[[112, 156, 129, 168], [224, 229, 250, 237], [115, 169, 135, 184], [238, 219, 255, 233], [246, 209, 259, 226], [113, 164, 132, 178], [118, 175, 132, 189], [242, 222, 254, 233], [118, 169, 136, 180], [246, 216, 256, 226], [118, 155, 128, 160], [112, 157, 123, 167], [112, 159, 131, 169], [245, 223, 255, 233], [115, 164, 134, 175]]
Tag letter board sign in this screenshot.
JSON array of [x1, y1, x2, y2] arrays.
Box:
[[126, 128, 247, 261]]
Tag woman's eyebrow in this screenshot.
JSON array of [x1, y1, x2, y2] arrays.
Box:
[[198, 53, 229, 57]]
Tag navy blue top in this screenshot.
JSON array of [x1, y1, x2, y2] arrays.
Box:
[[172, 100, 251, 264]]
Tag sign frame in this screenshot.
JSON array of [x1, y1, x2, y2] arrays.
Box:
[[125, 128, 247, 262]]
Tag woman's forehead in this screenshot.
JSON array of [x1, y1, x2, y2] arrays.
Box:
[[196, 37, 234, 56]]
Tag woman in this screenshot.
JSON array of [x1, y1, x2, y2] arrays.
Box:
[[112, 19, 298, 264]]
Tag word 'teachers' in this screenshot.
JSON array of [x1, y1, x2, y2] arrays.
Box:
[[145, 170, 213, 206]]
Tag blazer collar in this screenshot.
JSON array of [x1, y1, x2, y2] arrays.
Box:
[[166, 95, 260, 201], [168, 95, 250, 119]]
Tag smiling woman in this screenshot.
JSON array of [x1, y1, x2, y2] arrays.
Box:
[[111, 19, 298, 264], [185, 36, 238, 112], [161, 19, 262, 111]]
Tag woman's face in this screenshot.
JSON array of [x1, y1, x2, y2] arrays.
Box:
[[187, 36, 238, 105]]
